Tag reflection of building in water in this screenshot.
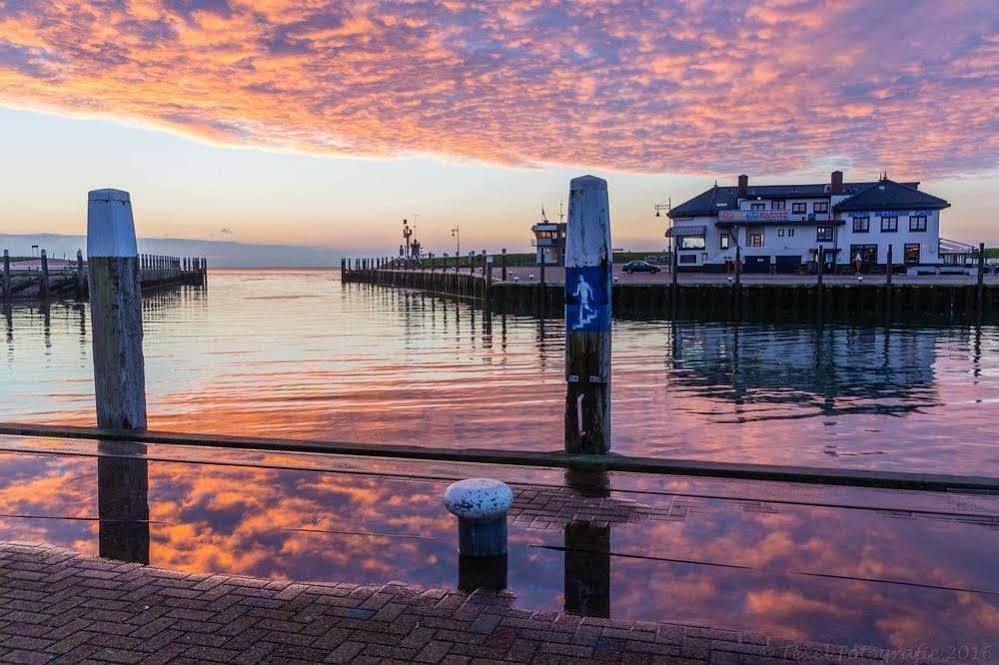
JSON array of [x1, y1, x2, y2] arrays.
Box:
[[671, 323, 945, 414]]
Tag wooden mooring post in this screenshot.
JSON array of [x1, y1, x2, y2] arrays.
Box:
[[564, 175, 612, 455], [501, 248, 507, 282], [87, 189, 147, 430], [2, 250, 9, 301], [978, 242, 985, 313], [38, 249, 50, 300], [76, 249, 85, 297], [87, 188, 150, 564]]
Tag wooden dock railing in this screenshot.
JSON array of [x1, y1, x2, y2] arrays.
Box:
[[0, 248, 207, 301]]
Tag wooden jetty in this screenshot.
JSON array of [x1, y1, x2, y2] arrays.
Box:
[[1, 249, 207, 302], [342, 261, 999, 319]]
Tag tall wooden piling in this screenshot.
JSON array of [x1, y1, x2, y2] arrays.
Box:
[[76, 249, 86, 297], [564, 175, 612, 455], [501, 248, 508, 282], [87, 189, 147, 431], [2, 250, 9, 301], [978, 242, 985, 312], [39, 250, 50, 300], [885, 243, 895, 290], [88, 188, 150, 564]]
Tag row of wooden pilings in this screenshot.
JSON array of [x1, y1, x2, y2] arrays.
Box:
[[342, 263, 999, 319], [1, 248, 207, 301]]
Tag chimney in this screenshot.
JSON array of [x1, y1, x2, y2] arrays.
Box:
[[737, 174, 748, 197], [830, 170, 843, 194]]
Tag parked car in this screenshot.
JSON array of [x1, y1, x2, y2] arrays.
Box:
[[622, 260, 661, 274]]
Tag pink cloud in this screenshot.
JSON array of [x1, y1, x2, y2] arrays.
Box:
[[0, 0, 995, 177]]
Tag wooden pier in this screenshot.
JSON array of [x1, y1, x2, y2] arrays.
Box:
[[0, 251, 207, 302], [342, 261, 999, 319]]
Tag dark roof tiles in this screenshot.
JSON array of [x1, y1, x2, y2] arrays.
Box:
[[833, 179, 950, 212], [669, 178, 942, 218]]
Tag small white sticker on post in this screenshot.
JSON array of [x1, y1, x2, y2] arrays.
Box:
[[88, 189, 138, 258]]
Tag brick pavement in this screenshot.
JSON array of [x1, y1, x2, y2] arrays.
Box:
[[0, 541, 957, 664]]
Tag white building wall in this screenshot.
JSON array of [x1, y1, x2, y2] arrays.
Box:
[[838, 209, 940, 265]]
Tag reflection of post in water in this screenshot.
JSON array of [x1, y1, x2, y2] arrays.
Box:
[[40, 302, 51, 351], [98, 441, 150, 564], [3, 304, 11, 346], [500, 313, 507, 354], [482, 305, 492, 351], [563, 467, 611, 618], [458, 553, 507, 592], [564, 521, 611, 618]]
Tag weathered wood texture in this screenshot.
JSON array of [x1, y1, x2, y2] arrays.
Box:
[[88, 257, 148, 430]]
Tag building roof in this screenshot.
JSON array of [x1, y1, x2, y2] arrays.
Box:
[[833, 179, 950, 212], [668, 186, 740, 218], [668, 178, 924, 219], [665, 224, 707, 238]]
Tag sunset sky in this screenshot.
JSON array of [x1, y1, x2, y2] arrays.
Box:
[[0, 0, 996, 257]]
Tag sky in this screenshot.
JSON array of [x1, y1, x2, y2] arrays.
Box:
[[0, 0, 996, 262]]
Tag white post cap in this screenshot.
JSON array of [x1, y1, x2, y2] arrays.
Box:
[[566, 175, 611, 269], [443, 478, 513, 521], [88, 189, 138, 258]]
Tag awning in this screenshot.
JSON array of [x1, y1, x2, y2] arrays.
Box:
[[666, 225, 706, 238]]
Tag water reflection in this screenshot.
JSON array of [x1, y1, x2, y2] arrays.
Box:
[[97, 441, 149, 564], [0, 440, 993, 652], [671, 322, 941, 416], [1, 271, 998, 475]]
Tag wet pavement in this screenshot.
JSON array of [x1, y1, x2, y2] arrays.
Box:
[[0, 541, 985, 664], [0, 435, 994, 660]]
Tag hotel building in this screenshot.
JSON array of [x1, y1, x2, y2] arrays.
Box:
[[666, 171, 950, 273]]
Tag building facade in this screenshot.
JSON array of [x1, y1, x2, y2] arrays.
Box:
[[666, 172, 950, 273], [531, 211, 566, 266]]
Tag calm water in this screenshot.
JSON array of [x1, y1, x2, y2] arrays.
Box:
[[2, 269, 998, 474], [0, 270, 997, 651]]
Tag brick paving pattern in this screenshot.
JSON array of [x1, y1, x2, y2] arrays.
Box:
[[0, 542, 956, 664]]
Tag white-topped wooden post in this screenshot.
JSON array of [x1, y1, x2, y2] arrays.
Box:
[[87, 189, 147, 431], [564, 175, 612, 454], [2, 250, 10, 301], [39, 250, 50, 300]]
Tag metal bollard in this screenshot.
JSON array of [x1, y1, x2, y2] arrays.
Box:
[[443, 478, 512, 557]]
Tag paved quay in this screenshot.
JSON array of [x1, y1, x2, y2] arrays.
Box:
[[0, 541, 961, 665]]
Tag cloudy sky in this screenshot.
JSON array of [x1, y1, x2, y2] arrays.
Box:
[[0, 0, 996, 257]]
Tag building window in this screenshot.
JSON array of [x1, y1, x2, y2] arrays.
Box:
[[817, 226, 833, 242], [814, 202, 829, 213], [680, 236, 705, 250], [853, 216, 870, 233], [751, 203, 765, 211], [851, 244, 878, 265], [772, 200, 785, 210], [881, 216, 898, 232], [904, 243, 921, 264], [788, 228, 795, 237], [777, 228, 784, 237], [720, 234, 730, 249], [679, 254, 697, 264], [792, 202, 807, 214], [747, 233, 764, 247], [909, 215, 927, 232]]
